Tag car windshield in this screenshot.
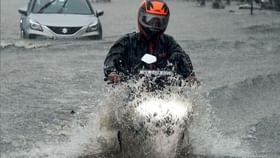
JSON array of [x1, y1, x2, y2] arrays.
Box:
[[32, 0, 92, 14]]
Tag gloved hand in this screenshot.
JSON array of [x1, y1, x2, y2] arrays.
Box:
[[185, 72, 200, 86], [108, 72, 121, 84]]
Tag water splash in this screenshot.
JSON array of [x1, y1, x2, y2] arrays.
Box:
[[1, 80, 254, 158], [187, 84, 252, 157], [0, 40, 51, 49], [100, 81, 195, 158]]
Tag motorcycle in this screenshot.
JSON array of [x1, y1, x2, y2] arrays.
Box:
[[106, 54, 194, 158]]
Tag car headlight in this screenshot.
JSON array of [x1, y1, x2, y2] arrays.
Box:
[[29, 19, 43, 31], [86, 22, 98, 32]]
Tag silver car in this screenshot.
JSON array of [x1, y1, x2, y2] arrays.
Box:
[[18, 0, 104, 40]]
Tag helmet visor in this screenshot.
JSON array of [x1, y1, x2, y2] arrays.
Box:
[[139, 12, 169, 31]]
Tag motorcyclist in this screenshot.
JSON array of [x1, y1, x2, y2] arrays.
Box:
[[104, 0, 198, 84]]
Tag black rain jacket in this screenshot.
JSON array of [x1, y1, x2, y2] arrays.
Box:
[[104, 32, 194, 78]]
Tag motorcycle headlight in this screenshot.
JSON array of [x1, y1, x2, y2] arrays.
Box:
[[86, 22, 98, 32], [136, 98, 191, 119], [29, 19, 43, 31]]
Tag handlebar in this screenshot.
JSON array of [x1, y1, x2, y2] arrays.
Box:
[[139, 70, 174, 77]]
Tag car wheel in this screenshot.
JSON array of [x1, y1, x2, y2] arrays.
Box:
[[117, 131, 122, 152], [20, 29, 27, 39], [97, 24, 103, 40], [20, 30, 37, 39], [28, 34, 37, 39], [89, 24, 102, 40]]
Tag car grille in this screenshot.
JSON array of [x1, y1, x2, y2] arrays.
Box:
[[47, 26, 82, 35]]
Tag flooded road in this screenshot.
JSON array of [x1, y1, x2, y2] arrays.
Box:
[[1, 0, 280, 157]]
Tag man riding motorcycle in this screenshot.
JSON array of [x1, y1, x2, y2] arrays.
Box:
[[104, 0, 198, 84]]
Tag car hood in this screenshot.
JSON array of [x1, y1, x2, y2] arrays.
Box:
[[29, 14, 98, 27]]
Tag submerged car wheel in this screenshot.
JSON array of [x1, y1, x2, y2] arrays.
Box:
[[20, 30, 36, 39], [28, 34, 37, 39], [20, 30, 27, 39], [97, 24, 103, 40], [89, 24, 102, 40]]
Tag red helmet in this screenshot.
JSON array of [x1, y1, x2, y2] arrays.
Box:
[[138, 0, 170, 39]]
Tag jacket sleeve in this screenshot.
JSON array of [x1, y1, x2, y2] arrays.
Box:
[[166, 35, 194, 78], [103, 35, 129, 77]]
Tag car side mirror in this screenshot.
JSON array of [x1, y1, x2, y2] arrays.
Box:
[[18, 8, 27, 16], [96, 10, 104, 17]]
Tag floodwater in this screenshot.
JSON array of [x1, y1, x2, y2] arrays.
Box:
[[1, 0, 280, 157]]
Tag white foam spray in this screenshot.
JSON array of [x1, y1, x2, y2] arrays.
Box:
[[2, 82, 252, 158]]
